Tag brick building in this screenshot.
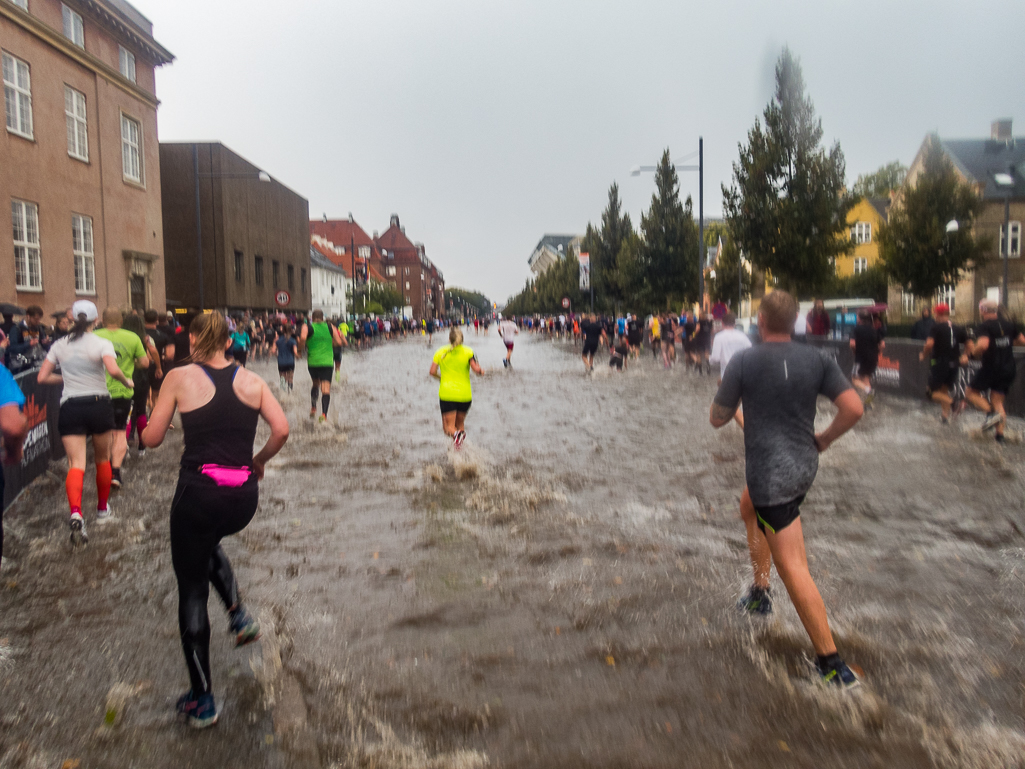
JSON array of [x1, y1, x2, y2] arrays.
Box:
[[375, 214, 444, 320], [1, 0, 173, 315]]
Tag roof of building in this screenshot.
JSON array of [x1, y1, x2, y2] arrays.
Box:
[[309, 247, 346, 274], [85, 0, 174, 64], [310, 219, 376, 249], [376, 222, 417, 253], [940, 136, 1025, 198], [532, 234, 578, 255], [867, 197, 891, 222]]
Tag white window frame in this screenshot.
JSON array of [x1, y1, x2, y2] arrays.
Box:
[[935, 285, 956, 315], [72, 213, 95, 294], [118, 46, 136, 83], [358, 245, 370, 259], [3, 51, 33, 139], [901, 291, 916, 317], [853, 257, 868, 275], [64, 85, 88, 161], [12, 199, 42, 291], [386, 266, 396, 277], [1000, 221, 1021, 258], [850, 222, 871, 245], [62, 4, 84, 48], [120, 112, 142, 183], [405, 281, 410, 290]]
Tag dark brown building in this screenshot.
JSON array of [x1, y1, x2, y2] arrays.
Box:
[[159, 141, 310, 312], [375, 214, 444, 319]]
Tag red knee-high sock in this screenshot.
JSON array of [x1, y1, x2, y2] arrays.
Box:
[[136, 413, 147, 439], [126, 416, 136, 442], [66, 468, 84, 515], [96, 461, 112, 511]]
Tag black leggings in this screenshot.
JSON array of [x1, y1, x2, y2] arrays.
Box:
[[170, 474, 258, 694]]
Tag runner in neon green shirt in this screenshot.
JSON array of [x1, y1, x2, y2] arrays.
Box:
[[300, 310, 343, 422], [429, 326, 483, 449]]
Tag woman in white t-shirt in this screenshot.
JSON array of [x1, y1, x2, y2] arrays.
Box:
[[36, 300, 133, 544]]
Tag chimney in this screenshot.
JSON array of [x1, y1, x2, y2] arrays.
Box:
[[992, 119, 1012, 141], [401, 226, 405, 235], [373, 230, 379, 239], [390, 214, 399, 228]]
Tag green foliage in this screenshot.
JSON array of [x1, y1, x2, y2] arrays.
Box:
[[446, 287, 492, 315], [640, 149, 700, 308], [723, 47, 854, 298], [706, 229, 752, 306], [877, 141, 988, 298], [830, 264, 889, 302], [348, 281, 404, 314], [504, 254, 584, 316], [581, 183, 633, 310], [852, 160, 907, 199]]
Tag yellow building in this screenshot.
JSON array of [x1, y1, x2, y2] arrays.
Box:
[[835, 197, 890, 277]]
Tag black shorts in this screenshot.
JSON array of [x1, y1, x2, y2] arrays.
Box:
[[333, 347, 342, 363], [583, 340, 599, 356], [58, 396, 115, 436], [628, 334, 642, 347], [277, 363, 295, 374], [609, 356, 624, 370], [928, 362, 958, 393], [754, 494, 805, 535], [111, 397, 132, 429], [233, 349, 247, 366], [856, 357, 878, 378], [440, 400, 471, 415], [309, 365, 333, 382], [970, 366, 1016, 396]]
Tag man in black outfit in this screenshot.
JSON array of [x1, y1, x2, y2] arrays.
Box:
[[919, 303, 966, 423], [910, 307, 935, 341], [850, 312, 884, 406], [965, 299, 1025, 443], [626, 313, 643, 360], [580, 314, 606, 373]]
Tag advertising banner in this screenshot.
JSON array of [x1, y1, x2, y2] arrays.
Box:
[[579, 252, 590, 291], [2, 368, 64, 510]]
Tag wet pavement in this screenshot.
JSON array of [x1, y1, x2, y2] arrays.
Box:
[[2, 331, 1025, 768]]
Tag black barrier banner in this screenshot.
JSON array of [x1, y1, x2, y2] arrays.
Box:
[[2, 368, 64, 510]]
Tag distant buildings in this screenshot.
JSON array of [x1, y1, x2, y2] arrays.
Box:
[[838, 197, 890, 277], [528, 234, 580, 276], [1, 0, 173, 315], [309, 245, 346, 318]]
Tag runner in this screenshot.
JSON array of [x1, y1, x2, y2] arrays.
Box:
[[300, 310, 343, 423], [661, 313, 676, 369], [609, 333, 629, 372], [430, 326, 484, 449], [850, 311, 884, 406], [692, 311, 713, 374], [648, 314, 661, 360], [426, 317, 435, 346], [333, 317, 348, 382], [122, 314, 158, 457], [498, 315, 518, 368], [143, 309, 168, 403], [626, 313, 643, 359], [276, 326, 298, 390], [229, 323, 251, 367], [142, 310, 289, 728], [0, 363, 28, 562], [965, 299, 1025, 443], [94, 308, 149, 490], [708, 312, 751, 428], [919, 303, 967, 424], [36, 301, 134, 542], [710, 290, 864, 688]]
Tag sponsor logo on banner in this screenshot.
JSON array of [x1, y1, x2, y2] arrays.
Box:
[[20, 394, 50, 466], [579, 252, 590, 291], [875, 354, 900, 387]]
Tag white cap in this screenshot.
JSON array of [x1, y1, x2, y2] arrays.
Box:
[[71, 299, 98, 322]]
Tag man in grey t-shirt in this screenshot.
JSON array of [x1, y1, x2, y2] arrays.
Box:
[[710, 290, 864, 688]]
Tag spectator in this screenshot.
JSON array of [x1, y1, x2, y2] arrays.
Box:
[[910, 307, 934, 340]]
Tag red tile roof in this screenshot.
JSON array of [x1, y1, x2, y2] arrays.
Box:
[[310, 219, 376, 249]]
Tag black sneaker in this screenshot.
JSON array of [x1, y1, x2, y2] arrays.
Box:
[[737, 585, 772, 615], [995, 433, 1007, 445], [176, 689, 218, 728], [817, 658, 861, 690], [228, 606, 261, 647], [110, 468, 122, 490], [69, 513, 88, 545]]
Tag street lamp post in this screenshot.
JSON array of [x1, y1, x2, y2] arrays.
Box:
[[632, 137, 704, 309], [994, 172, 1015, 309], [193, 144, 271, 309]]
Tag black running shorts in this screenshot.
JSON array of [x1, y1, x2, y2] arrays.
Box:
[[856, 356, 878, 378], [439, 400, 471, 415], [971, 366, 1015, 396], [308, 365, 333, 382], [58, 396, 115, 436], [111, 397, 132, 430], [333, 347, 342, 363], [754, 494, 806, 535], [277, 364, 295, 374], [628, 334, 642, 347], [582, 340, 599, 356], [928, 362, 958, 393], [609, 356, 623, 370]]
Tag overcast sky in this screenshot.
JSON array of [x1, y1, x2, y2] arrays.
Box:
[[139, 0, 1024, 303]]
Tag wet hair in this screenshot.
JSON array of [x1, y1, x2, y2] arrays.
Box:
[[312, 309, 324, 321], [759, 290, 797, 334], [69, 312, 93, 341], [122, 314, 147, 347], [722, 311, 736, 327], [449, 326, 463, 346], [189, 311, 230, 362], [144, 309, 158, 323], [102, 307, 123, 327]]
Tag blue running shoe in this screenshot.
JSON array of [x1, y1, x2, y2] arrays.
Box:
[[817, 658, 861, 690], [229, 606, 261, 647], [737, 585, 772, 615], [176, 690, 218, 728]]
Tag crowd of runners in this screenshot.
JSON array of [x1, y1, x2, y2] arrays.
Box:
[[0, 292, 1022, 727]]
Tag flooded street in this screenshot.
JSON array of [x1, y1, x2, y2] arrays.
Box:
[[2, 331, 1025, 768]]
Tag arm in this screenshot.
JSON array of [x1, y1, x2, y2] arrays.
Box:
[[709, 401, 737, 428], [164, 341, 175, 365], [918, 338, 934, 362], [970, 337, 989, 358], [470, 358, 484, 375], [0, 403, 28, 465], [429, 362, 440, 380], [36, 358, 63, 386], [148, 339, 164, 379], [814, 389, 863, 452], [252, 381, 289, 480], [331, 325, 343, 346], [141, 368, 181, 448], [298, 324, 309, 353]]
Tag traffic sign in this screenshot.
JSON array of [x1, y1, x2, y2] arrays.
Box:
[[561, 297, 570, 309], [275, 290, 291, 307]]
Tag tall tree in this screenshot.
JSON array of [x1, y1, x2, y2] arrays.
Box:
[[640, 149, 699, 308], [878, 141, 987, 300], [706, 228, 751, 307], [723, 47, 854, 297], [852, 160, 908, 199], [581, 183, 634, 311]]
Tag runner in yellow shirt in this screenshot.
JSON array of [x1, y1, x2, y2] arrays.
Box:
[[429, 326, 484, 449]]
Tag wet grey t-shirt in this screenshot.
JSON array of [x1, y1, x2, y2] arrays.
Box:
[[714, 341, 851, 507]]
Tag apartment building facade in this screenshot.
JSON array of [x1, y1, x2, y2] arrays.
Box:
[[1, 0, 173, 315], [375, 214, 444, 320]]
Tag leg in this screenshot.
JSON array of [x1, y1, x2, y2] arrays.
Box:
[[991, 392, 1007, 436], [442, 411, 457, 437], [454, 410, 467, 433], [310, 379, 320, 416], [964, 387, 992, 414], [208, 544, 240, 611], [91, 431, 112, 511], [930, 386, 953, 419], [62, 435, 88, 515], [320, 379, 331, 417], [740, 487, 771, 589], [762, 518, 836, 656]]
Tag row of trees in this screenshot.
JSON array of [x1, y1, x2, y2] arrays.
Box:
[[506, 48, 987, 316]]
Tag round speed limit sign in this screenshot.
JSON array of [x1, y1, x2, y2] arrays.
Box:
[[561, 297, 570, 309], [275, 290, 291, 307]]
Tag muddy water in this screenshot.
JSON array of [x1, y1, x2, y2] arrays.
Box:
[[2, 332, 1024, 768]]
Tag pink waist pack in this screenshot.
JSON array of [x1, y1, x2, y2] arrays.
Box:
[[199, 464, 252, 487]]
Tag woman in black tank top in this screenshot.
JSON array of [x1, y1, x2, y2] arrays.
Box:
[[142, 311, 289, 728]]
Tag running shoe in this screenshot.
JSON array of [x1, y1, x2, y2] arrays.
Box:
[[137, 447, 146, 458], [817, 658, 861, 690], [453, 430, 466, 450], [940, 415, 949, 425], [981, 412, 1005, 432], [96, 505, 113, 524], [737, 585, 772, 615], [110, 468, 122, 490], [309, 408, 316, 419], [229, 606, 262, 647], [503, 359, 508, 368], [864, 390, 875, 409], [995, 433, 1007, 445], [318, 414, 327, 424], [176, 690, 218, 729], [69, 513, 88, 545]]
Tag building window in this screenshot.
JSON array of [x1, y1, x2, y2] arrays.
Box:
[[853, 257, 867, 274], [11, 0, 28, 9], [405, 281, 410, 290], [254, 255, 264, 286], [404, 266, 410, 275], [11, 199, 42, 291], [358, 245, 370, 259], [935, 285, 956, 315], [121, 114, 142, 183], [72, 213, 94, 294], [62, 4, 84, 47], [1000, 221, 1021, 258], [386, 266, 396, 277], [850, 222, 871, 244], [118, 46, 136, 83], [300, 268, 307, 294], [272, 260, 280, 289], [64, 86, 88, 161], [3, 51, 33, 139], [287, 264, 294, 291], [234, 250, 244, 283]]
